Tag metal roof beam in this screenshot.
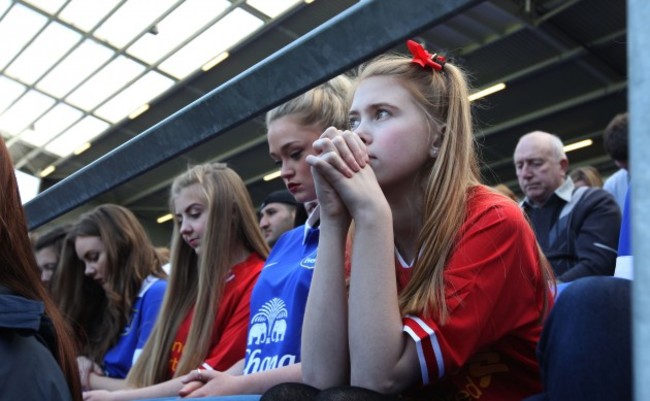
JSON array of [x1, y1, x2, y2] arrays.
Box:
[[24, 0, 484, 229]]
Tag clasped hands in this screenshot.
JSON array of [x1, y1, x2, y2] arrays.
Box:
[[307, 127, 382, 221]]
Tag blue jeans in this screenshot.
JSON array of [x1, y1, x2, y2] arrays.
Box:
[[525, 276, 632, 401]]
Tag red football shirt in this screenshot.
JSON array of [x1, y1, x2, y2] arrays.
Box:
[[168, 252, 264, 376], [400, 186, 552, 401]]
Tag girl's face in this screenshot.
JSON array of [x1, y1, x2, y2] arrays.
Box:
[[174, 184, 209, 254], [349, 75, 437, 190], [267, 115, 322, 203], [75, 236, 109, 291], [35, 245, 58, 283]]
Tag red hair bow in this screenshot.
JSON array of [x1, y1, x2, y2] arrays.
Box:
[[407, 40, 445, 72]]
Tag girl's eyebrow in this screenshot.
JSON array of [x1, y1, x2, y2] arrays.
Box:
[[269, 140, 301, 158], [175, 203, 201, 216], [280, 140, 300, 151], [185, 203, 202, 213], [351, 102, 396, 113], [371, 102, 397, 109]]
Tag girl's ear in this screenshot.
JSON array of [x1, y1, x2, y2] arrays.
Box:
[[429, 124, 445, 158]]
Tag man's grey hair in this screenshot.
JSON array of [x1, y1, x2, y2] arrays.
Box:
[[517, 131, 567, 161]]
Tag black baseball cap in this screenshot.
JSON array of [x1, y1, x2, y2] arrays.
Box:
[[259, 189, 298, 210]]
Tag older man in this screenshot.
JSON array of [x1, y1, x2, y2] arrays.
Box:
[[514, 131, 621, 282]]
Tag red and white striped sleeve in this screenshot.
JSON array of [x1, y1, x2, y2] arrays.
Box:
[[402, 314, 444, 384]]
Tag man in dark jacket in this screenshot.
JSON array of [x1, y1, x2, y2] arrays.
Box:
[[513, 131, 621, 282]]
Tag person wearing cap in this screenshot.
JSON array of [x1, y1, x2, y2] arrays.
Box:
[[259, 190, 302, 247]]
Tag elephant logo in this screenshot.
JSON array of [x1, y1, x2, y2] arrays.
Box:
[[271, 319, 287, 342], [249, 297, 289, 344], [247, 321, 267, 345]]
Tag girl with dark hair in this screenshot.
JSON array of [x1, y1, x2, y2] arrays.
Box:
[[53, 204, 168, 391], [0, 137, 82, 401], [34, 224, 71, 283]]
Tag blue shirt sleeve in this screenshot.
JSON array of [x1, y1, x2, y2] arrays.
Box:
[[136, 279, 167, 349], [618, 188, 631, 257], [103, 278, 167, 378]]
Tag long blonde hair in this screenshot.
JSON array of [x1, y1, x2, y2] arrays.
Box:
[[127, 163, 268, 386], [357, 53, 552, 322]]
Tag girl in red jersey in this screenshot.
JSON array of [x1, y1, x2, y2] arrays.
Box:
[[274, 40, 555, 401], [84, 163, 268, 401]]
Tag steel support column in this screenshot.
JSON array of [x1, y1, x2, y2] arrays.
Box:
[[630, 0, 650, 399]]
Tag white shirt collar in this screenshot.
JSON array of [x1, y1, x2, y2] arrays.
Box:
[[522, 177, 575, 207]]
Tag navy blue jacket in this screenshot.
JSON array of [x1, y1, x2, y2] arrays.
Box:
[[0, 285, 73, 400], [522, 179, 622, 282]]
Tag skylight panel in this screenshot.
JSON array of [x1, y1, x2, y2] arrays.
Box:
[[159, 8, 263, 79], [0, 0, 11, 15], [20, 103, 83, 147], [23, 0, 66, 15], [0, 4, 48, 69], [65, 55, 145, 111], [15, 168, 41, 204], [45, 115, 109, 157], [58, 0, 121, 32], [95, 71, 174, 123], [94, 0, 177, 48], [37, 39, 115, 98], [127, 0, 230, 65], [246, 0, 301, 18], [5, 22, 81, 85], [0, 90, 55, 136], [0, 76, 27, 114]]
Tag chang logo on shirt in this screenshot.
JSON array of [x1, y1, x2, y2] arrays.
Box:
[[247, 298, 288, 345], [299, 253, 317, 269], [245, 297, 297, 374], [244, 348, 296, 374]]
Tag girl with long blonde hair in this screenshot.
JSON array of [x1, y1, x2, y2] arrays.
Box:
[[84, 163, 268, 400], [171, 76, 352, 399], [290, 40, 555, 401]]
